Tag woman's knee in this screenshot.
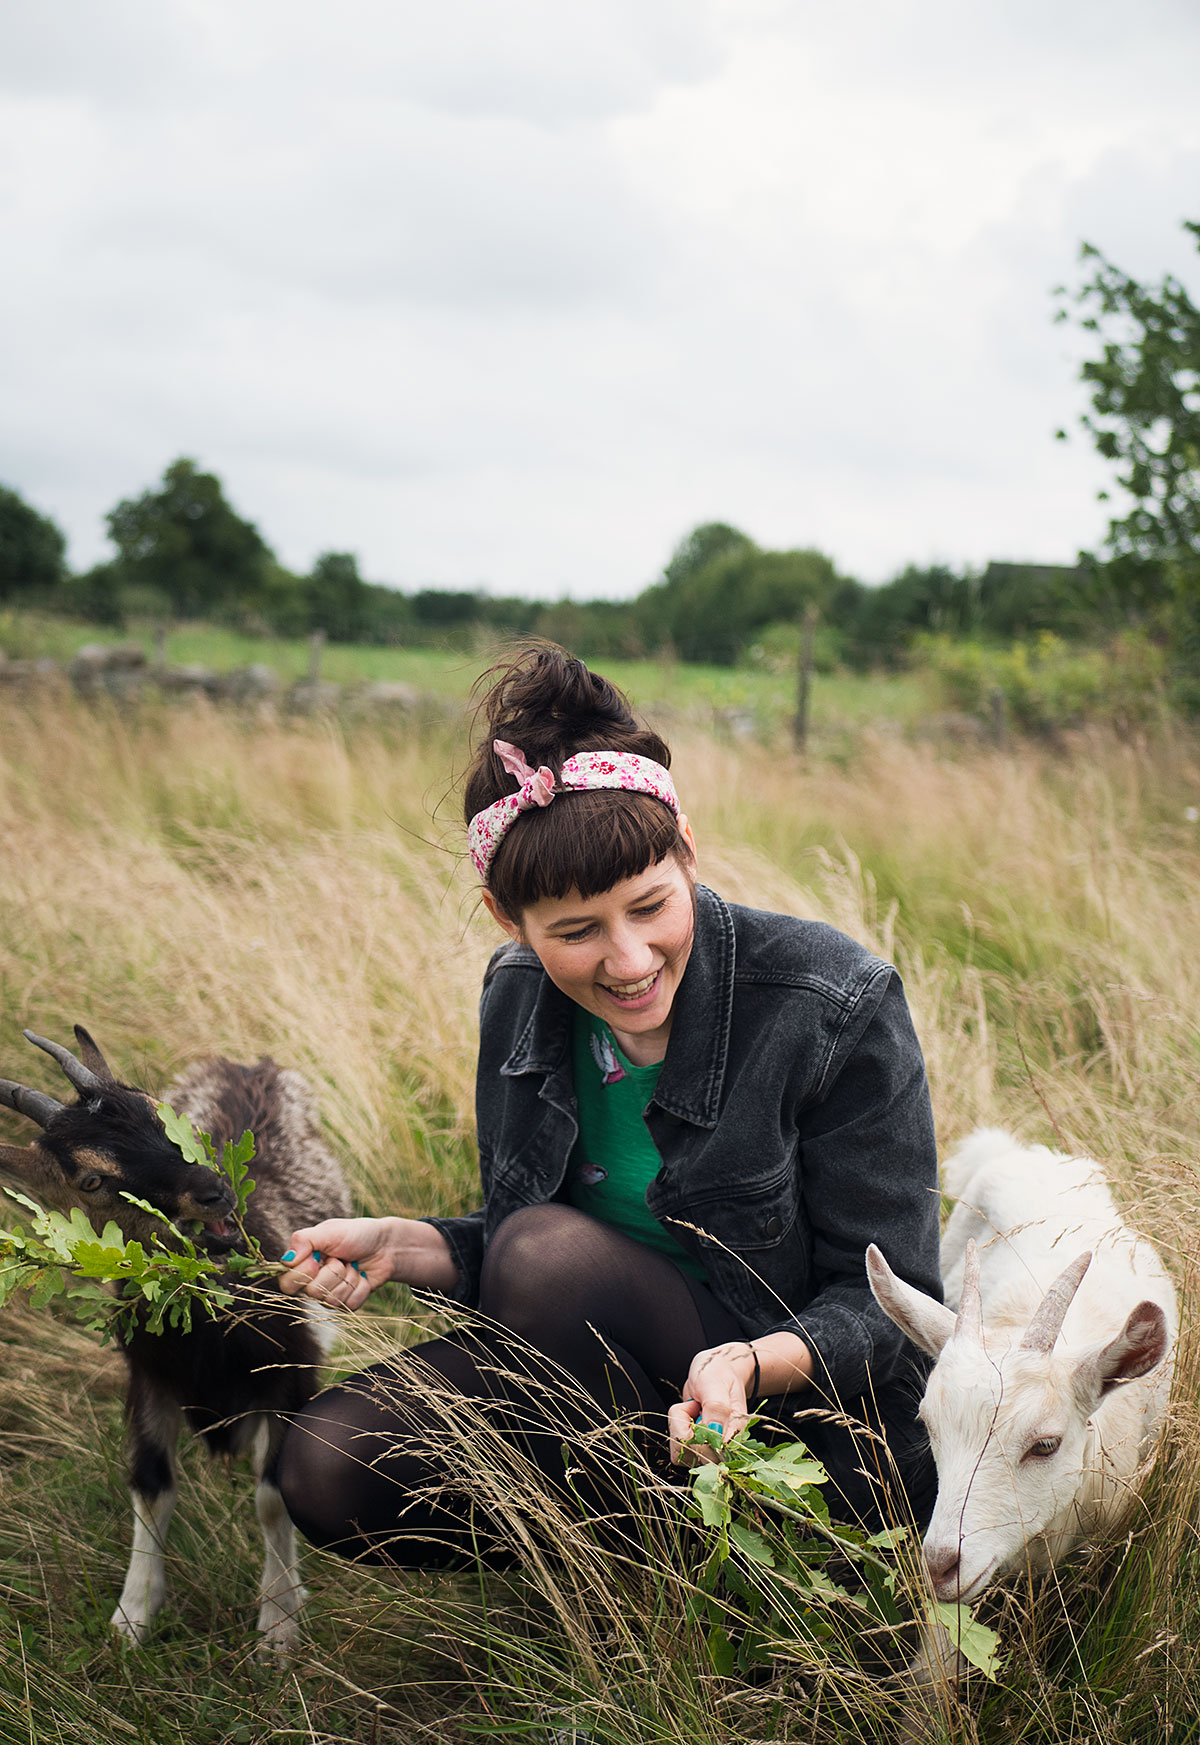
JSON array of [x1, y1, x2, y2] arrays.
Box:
[[479, 1203, 630, 1331], [276, 1389, 383, 1546], [480, 1204, 583, 1304], [276, 1407, 334, 1522]]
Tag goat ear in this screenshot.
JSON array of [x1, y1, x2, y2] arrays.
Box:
[[866, 1244, 957, 1359], [1075, 1301, 1170, 1404], [0, 1140, 56, 1193], [73, 1025, 116, 1084]]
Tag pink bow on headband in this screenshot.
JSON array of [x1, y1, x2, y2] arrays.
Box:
[[493, 740, 556, 808]]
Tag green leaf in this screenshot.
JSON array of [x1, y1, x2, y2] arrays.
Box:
[[688, 1423, 725, 1452], [729, 1523, 776, 1567], [29, 1268, 67, 1309], [226, 1129, 256, 1169], [0, 1262, 39, 1306], [865, 1523, 910, 1551], [66, 1281, 115, 1303], [932, 1602, 1003, 1681], [118, 1191, 194, 1251], [706, 1625, 736, 1677], [2, 1187, 43, 1216], [691, 1463, 731, 1529], [69, 1241, 134, 1278], [755, 1443, 827, 1486], [155, 1102, 211, 1167]]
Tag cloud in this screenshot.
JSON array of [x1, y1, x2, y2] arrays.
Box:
[[1, 0, 1198, 594], [0, 0, 720, 124]]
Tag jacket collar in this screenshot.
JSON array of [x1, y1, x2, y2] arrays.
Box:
[[500, 883, 736, 1130]]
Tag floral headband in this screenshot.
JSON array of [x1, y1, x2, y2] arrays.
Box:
[[467, 740, 680, 881]]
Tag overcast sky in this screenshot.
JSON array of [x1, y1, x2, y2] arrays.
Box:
[[2, 0, 1199, 598]]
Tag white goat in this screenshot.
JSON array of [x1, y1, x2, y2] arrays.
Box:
[[867, 1127, 1176, 1607]]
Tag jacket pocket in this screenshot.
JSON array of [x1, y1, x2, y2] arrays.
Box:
[[683, 1159, 801, 1254]]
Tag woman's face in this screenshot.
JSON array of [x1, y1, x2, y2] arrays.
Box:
[[483, 830, 696, 1067]]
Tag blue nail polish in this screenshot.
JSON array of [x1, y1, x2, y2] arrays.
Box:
[[707, 1421, 723, 1431], [281, 1250, 296, 1263], [313, 1250, 322, 1263]]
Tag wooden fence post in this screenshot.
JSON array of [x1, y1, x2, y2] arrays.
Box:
[[794, 604, 819, 753]]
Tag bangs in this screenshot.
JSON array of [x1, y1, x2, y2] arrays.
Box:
[[486, 791, 685, 915]]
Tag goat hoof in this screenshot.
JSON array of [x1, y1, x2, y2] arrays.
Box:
[[256, 1588, 306, 1660], [257, 1619, 301, 1660], [110, 1610, 151, 1646]]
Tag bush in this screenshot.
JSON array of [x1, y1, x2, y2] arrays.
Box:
[[923, 630, 1168, 733]]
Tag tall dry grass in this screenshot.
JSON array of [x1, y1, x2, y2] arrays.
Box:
[[1, 689, 1199, 1742]]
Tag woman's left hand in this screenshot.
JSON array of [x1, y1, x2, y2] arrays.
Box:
[[669, 1341, 757, 1466]]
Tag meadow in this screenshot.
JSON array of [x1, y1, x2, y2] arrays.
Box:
[[0, 610, 936, 740], [1, 664, 1199, 1744]]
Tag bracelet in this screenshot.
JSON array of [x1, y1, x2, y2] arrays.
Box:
[[743, 1341, 761, 1401]]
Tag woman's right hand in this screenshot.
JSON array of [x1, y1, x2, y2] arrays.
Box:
[[277, 1217, 395, 1311]]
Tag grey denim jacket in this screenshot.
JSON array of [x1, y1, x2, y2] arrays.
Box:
[[425, 883, 942, 1404]]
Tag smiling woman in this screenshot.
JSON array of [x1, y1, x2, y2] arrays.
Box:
[[275, 644, 943, 1570], [485, 861, 697, 1066]]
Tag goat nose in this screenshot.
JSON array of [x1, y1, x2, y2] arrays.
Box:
[[193, 1179, 230, 1207], [925, 1545, 961, 1588]]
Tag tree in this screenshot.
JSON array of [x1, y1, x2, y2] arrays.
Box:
[[640, 526, 841, 663], [1056, 224, 1200, 619], [635, 523, 845, 663], [306, 551, 368, 642], [661, 521, 754, 588], [839, 565, 973, 665], [0, 482, 67, 602], [637, 523, 755, 655], [106, 458, 273, 618]]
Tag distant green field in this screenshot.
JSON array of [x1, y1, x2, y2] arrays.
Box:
[[0, 610, 937, 734]]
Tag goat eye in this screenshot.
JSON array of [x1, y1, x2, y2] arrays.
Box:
[[1025, 1436, 1062, 1460], [78, 1174, 104, 1193]]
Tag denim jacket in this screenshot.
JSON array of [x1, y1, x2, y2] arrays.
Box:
[[425, 883, 942, 1404]]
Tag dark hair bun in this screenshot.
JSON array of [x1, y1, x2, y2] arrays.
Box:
[[465, 644, 670, 819], [463, 643, 684, 914]]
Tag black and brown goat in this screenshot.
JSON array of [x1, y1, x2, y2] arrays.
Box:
[[0, 1024, 350, 1652]]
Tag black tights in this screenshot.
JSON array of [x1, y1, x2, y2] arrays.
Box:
[[276, 1206, 935, 1567]]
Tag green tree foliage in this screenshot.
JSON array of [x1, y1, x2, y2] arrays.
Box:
[[639, 524, 843, 663], [840, 565, 975, 664], [306, 551, 369, 642], [0, 482, 67, 602], [1056, 224, 1200, 642], [64, 562, 127, 627], [106, 457, 273, 619], [662, 521, 756, 589], [835, 561, 1126, 667]]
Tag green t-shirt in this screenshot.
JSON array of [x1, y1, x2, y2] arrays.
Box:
[[566, 1009, 708, 1282]]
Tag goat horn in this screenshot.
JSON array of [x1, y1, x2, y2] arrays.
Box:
[[0, 1076, 64, 1128], [954, 1237, 984, 1344], [1019, 1251, 1093, 1353], [23, 1030, 106, 1097]]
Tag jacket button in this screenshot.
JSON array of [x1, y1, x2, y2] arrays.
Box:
[[764, 1215, 783, 1238]]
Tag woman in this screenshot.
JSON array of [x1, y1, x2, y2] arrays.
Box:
[[276, 647, 942, 1564]]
